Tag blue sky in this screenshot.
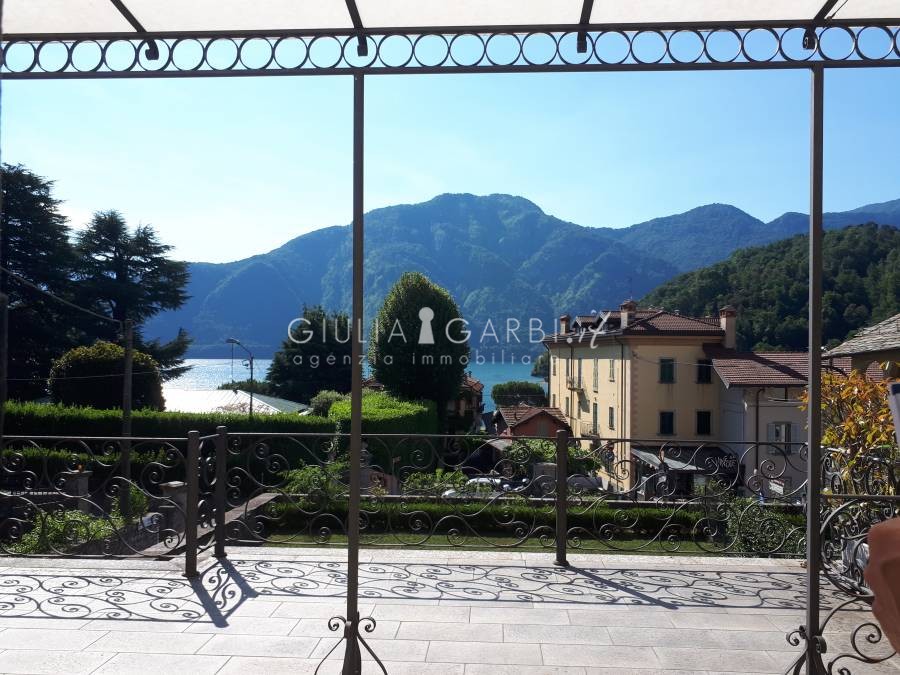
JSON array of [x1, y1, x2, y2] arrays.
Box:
[[3, 67, 899, 263]]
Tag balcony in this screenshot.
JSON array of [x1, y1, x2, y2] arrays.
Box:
[[566, 375, 583, 391], [580, 421, 600, 437], [0, 431, 894, 673]]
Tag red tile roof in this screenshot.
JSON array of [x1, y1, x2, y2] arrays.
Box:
[[497, 404, 568, 428], [704, 347, 882, 387], [625, 311, 722, 335], [546, 309, 723, 343]]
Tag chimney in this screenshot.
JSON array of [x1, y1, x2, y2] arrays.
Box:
[[619, 299, 637, 328], [719, 305, 737, 349], [559, 314, 570, 334]]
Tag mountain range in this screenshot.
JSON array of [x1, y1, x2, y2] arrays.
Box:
[[143, 193, 900, 357]]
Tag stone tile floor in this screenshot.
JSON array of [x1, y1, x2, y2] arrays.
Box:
[[0, 548, 897, 674]]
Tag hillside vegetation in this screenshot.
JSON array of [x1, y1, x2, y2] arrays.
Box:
[[143, 194, 900, 356], [642, 223, 900, 351]]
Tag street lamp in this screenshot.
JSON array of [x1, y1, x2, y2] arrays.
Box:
[[226, 338, 254, 419]]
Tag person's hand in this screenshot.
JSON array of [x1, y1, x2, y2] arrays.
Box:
[[864, 517, 900, 652]]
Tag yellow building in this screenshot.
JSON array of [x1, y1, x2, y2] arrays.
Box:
[[543, 300, 736, 493]]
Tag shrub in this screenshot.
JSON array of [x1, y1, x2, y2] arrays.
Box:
[[7, 485, 148, 554], [4, 400, 334, 438], [217, 379, 271, 395], [270, 498, 705, 544], [310, 390, 346, 416], [329, 392, 439, 468], [328, 391, 438, 435], [491, 381, 547, 406], [282, 462, 349, 501], [402, 469, 467, 495], [508, 438, 600, 476], [50, 341, 164, 410]]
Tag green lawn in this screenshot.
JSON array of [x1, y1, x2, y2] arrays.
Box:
[[259, 531, 723, 556]]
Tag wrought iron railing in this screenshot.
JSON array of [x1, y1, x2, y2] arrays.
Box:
[[0, 433, 203, 559], [2, 429, 811, 558], [2, 427, 897, 671]]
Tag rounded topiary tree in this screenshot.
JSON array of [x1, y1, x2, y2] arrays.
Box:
[[49, 341, 164, 410], [368, 272, 469, 421]]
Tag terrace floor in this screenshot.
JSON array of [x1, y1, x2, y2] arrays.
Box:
[[0, 548, 897, 675]]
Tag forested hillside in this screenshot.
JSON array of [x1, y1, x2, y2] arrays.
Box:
[[642, 224, 900, 351]]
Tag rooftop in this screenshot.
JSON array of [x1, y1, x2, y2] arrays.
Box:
[[162, 387, 308, 415], [548, 308, 724, 344], [704, 347, 884, 388], [826, 312, 900, 358], [496, 403, 568, 428]]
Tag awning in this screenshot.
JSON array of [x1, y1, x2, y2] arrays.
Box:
[[631, 447, 739, 474], [4, 1, 898, 37]]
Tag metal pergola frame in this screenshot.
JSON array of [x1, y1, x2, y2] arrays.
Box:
[[2, 6, 900, 674]]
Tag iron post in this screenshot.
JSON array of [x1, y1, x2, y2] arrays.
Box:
[[803, 64, 827, 675], [0, 293, 7, 445], [214, 425, 228, 559], [555, 428, 570, 567], [121, 318, 134, 518], [184, 430, 201, 578]]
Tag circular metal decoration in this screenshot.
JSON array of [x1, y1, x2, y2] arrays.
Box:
[[171, 38, 205, 71], [238, 38, 275, 71], [412, 34, 450, 68], [138, 40, 171, 72], [779, 27, 815, 62], [818, 26, 856, 61], [38, 41, 70, 73], [307, 35, 344, 69], [485, 33, 522, 66], [448, 33, 486, 67], [855, 26, 895, 61], [704, 28, 742, 63], [668, 29, 705, 64], [206, 38, 240, 71], [342, 35, 378, 69], [741, 28, 780, 62], [103, 39, 139, 72], [593, 30, 630, 65], [377, 34, 415, 68], [72, 40, 104, 73], [4, 41, 38, 73], [630, 30, 668, 64], [273, 37, 308, 69], [557, 32, 594, 65], [520, 32, 557, 66]]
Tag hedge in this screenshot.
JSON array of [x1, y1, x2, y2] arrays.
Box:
[[328, 392, 438, 435], [270, 499, 703, 540], [3, 401, 334, 438]]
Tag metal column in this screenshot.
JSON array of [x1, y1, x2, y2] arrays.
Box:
[[333, 72, 384, 675], [797, 64, 826, 675]]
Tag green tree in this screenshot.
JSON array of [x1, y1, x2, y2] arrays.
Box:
[[491, 380, 548, 407], [74, 210, 191, 379], [642, 224, 900, 350], [368, 272, 469, 419], [0, 164, 79, 399], [309, 390, 346, 416], [531, 352, 550, 379], [267, 306, 352, 403], [49, 341, 164, 410], [217, 379, 271, 395]]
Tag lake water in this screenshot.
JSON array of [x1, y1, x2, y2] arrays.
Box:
[[169, 358, 545, 410]]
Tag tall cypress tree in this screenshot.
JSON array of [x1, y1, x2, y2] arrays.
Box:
[[368, 272, 469, 421]]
